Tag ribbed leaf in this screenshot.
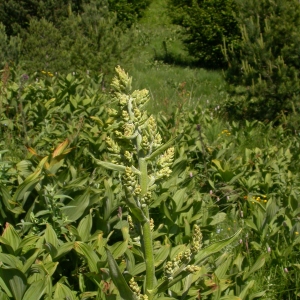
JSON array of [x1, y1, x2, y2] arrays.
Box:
[[0, 268, 27, 300], [105, 248, 137, 300], [0, 253, 22, 269], [2, 223, 21, 252], [243, 254, 267, 280], [77, 212, 93, 242], [61, 189, 90, 221], [0, 290, 10, 300], [0, 185, 13, 210], [17, 236, 41, 253], [21, 249, 42, 274], [12, 168, 43, 202], [239, 280, 255, 299], [131, 262, 146, 276], [109, 241, 128, 259], [74, 242, 99, 273], [146, 134, 182, 161], [22, 278, 47, 300], [195, 229, 242, 263], [154, 245, 170, 267], [53, 242, 74, 261], [45, 224, 59, 248], [52, 139, 69, 158], [53, 282, 76, 300], [44, 262, 59, 276]]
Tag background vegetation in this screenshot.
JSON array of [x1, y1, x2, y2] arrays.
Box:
[[1, 0, 300, 299]]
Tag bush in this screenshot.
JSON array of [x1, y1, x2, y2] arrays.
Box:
[[223, 0, 300, 123], [168, 0, 240, 68], [0, 23, 22, 68], [108, 0, 153, 27]]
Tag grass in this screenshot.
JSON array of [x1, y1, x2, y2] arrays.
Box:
[[123, 0, 226, 115]]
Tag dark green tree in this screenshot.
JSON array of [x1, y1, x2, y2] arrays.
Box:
[[21, 18, 71, 74], [0, 23, 22, 68], [223, 0, 300, 122], [60, 0, 135, 79], [168, 0, 240, 68], [0, 0, 71, 36], [108, 0, 152, 27]]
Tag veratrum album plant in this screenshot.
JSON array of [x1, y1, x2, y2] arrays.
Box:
[[88, 67, 241, 299]]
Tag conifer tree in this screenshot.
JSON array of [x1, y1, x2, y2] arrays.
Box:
[[168, 0, 239, 68], [223, 0, 300, 121], [0, 23, 22, 68]]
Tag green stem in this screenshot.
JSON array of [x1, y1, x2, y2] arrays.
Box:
[[139, 158, 155, 298]]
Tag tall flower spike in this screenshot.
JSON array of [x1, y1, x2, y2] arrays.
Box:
[[191, 224, 203, 254], [111, 66, 132, 93]]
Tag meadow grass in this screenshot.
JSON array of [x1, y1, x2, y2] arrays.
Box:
[[123, 0, 226, 115]]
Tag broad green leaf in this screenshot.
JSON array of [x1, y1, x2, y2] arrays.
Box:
[[74, 242, 99, 273], [215, 255, 233, 279], [109, 241, 128, 259], [0, 290, 10, 300], [125, 194, 148, 223], [195, 229, 242, 263], [91, 156, 126, 172], [45, 224, 59, 248], [154, 245, 170, 267], [239, 280, 255, 299], [22, 278, 47, 300], [146, 134, 182, 161], [0, 253, 22, 269], [131, 262, 146, 276], [77, 212, 93, 242], [21, 249, 43, 273], [2, 223, 21, 252], [0, 185, 14, 210], [53, 282, 76, 300], [61, 189, 90, 221], [233, 253, 244, 272], [53, 242, 74, 260], [173, 188, 187, 212], [209, 212, 227, 226], [12, 166, 43, 202], [249, 291, 266, 300], [105, 248, 137, 300], [243, 254, 266, 280], [0, 237, 14, 254], [0, 268, 27, 300], [44, 262, 59, 276], [17, 236, 41, 253]]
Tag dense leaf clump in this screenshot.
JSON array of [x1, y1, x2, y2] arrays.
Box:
[[223, 0, 300, 123], [0, 0, 152, 78], [0, 67, 300, 299], [168, 0, 240, 68]]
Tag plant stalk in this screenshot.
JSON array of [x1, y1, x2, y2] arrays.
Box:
[[139, 158, 155, 298]]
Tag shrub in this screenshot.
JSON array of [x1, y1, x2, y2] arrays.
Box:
[[223, 0, 300, 123], [168, 0, 240, 68]]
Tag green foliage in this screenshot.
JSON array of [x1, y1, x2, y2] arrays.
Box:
[[223, 0, 300, 123], [108, 0, 153, 27], [0, 23, 22, 68], [1, 65, 300, 299], [0, 0, 70, 36], [167, 0, 240, 68], [18, 1, 135, 78]]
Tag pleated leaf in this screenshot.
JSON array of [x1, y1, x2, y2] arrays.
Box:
[[2, 223, 21, 252], [22, 278, 47, 300], [195, 229, 242, 263], [0, 268, 27, 300], [74, 242, 99, 273], [105, 248, 137, 300]]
